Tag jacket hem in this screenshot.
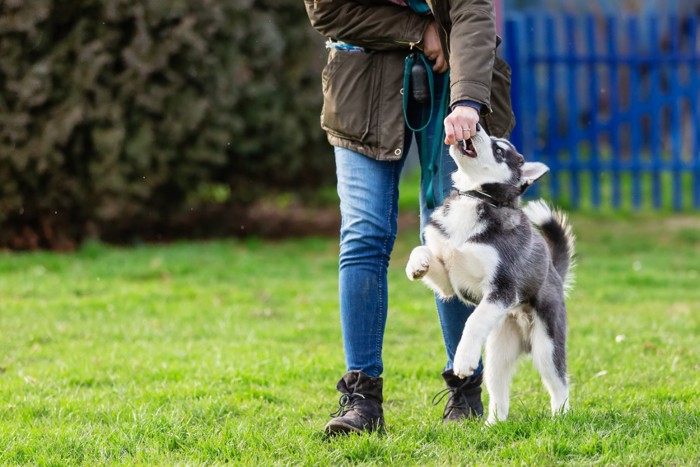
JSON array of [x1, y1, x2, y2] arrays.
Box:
[[326, 133, 403, 162]]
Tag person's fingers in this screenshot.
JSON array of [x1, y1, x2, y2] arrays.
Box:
[[440, 54, 449, 73], [444, 120, 457, 145], [422, 21, 444, 65], [432, 55, 441, 72], [456, 127, 470, 141], [433, 54, 448, 73], [467, 122, 477, 136], [458, 114, 479, 137], [447, 124, 468, 144], [445, 106, 481, 144]]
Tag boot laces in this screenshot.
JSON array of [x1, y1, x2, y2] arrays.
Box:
[[329, 393, 366, 418], [432, 387, 468, 415], [432, 378, 477, 416]]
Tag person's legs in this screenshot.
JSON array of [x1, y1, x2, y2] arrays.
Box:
[[334, 146, 406, 377], [325, 146, 405, 435]]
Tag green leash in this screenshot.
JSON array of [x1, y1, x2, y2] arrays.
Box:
[[403, 53, 451, 209]]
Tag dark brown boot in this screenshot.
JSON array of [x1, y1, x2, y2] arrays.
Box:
[[433, 370, 484, 423], [325, 371, 385, 435]]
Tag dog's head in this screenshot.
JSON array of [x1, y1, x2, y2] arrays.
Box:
[[449, 125, 549, 196]]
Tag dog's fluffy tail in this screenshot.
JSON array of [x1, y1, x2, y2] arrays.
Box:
[[523, 199, 576, 294]]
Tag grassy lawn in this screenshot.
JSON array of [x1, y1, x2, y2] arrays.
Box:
[[1, 203, 699, 463]]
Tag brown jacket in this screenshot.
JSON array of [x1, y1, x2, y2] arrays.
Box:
[[305, 0, 515, 161]]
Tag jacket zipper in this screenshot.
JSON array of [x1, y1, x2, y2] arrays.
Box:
[[359, 38, 421, 51], [394, 40, 420, 51]]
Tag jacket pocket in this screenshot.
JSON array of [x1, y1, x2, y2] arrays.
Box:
[[321, 49, 376, 143], [483, 56, 516, 138]]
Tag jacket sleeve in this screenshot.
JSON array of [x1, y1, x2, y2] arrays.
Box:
[[446, 0, 496, 111], [305, 0, 431, 51]]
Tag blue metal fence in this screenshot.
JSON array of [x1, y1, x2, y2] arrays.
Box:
[[503, 13, 700, 210]]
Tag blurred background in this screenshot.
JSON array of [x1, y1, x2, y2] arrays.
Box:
[[0, 0, 698, 250]]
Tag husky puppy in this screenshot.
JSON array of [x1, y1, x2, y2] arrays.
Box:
[[406, 126, 575, 424]]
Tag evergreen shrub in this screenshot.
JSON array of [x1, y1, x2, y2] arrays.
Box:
[[0, 0, 332, 248]]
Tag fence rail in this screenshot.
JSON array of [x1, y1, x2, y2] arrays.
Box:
[[504, 13, 700, 210]]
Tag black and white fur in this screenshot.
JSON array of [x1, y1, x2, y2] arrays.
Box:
[[406, 126, 575, 424]]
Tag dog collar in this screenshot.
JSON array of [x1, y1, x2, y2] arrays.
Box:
[[455, 184, 520, 209], [456, 190, 506, 208]]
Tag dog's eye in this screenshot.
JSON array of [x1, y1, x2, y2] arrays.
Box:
[[495, 148, 503, 156]]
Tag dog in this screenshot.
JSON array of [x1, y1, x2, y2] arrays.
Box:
[[405, 125, 575, 424]]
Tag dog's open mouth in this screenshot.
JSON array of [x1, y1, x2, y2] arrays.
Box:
[[457, 138, 477, 158]]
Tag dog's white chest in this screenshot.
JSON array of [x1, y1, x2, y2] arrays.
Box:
[[425, 201, 497, 292], [451, 243, 499, 289], [428, 236, 499, 299], [439, 199, 484, 245]]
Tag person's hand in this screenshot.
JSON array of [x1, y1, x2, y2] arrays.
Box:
[[422, 21, 448, 73], [444, 106, 480, 145]]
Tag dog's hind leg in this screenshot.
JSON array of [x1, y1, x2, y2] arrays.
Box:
[[405, 246, 454, 298], [531, 314, 569, 415], [484, 317, 523, 424]]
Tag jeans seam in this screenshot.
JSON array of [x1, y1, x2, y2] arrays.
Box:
[[374, 163, 398, 377]]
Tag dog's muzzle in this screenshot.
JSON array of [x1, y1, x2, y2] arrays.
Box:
[[456, 138, 477, 158]]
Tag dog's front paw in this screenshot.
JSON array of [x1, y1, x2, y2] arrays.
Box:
[[453, 344, 481, 379], [406, 246, 431, 281]]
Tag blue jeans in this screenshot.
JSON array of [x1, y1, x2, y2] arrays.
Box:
[[335, 111, 483, 378]]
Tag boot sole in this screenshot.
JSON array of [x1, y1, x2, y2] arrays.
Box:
[[325, 420, 386, 436], [324, 420, 364, 435]]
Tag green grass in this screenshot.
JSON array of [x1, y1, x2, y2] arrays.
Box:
[[1, 208, 700, 463]]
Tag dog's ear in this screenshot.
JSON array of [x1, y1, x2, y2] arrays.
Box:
[[519, 162, 550, 194]]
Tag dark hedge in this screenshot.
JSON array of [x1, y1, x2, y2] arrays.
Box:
[[0, 0, 332, 249]]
